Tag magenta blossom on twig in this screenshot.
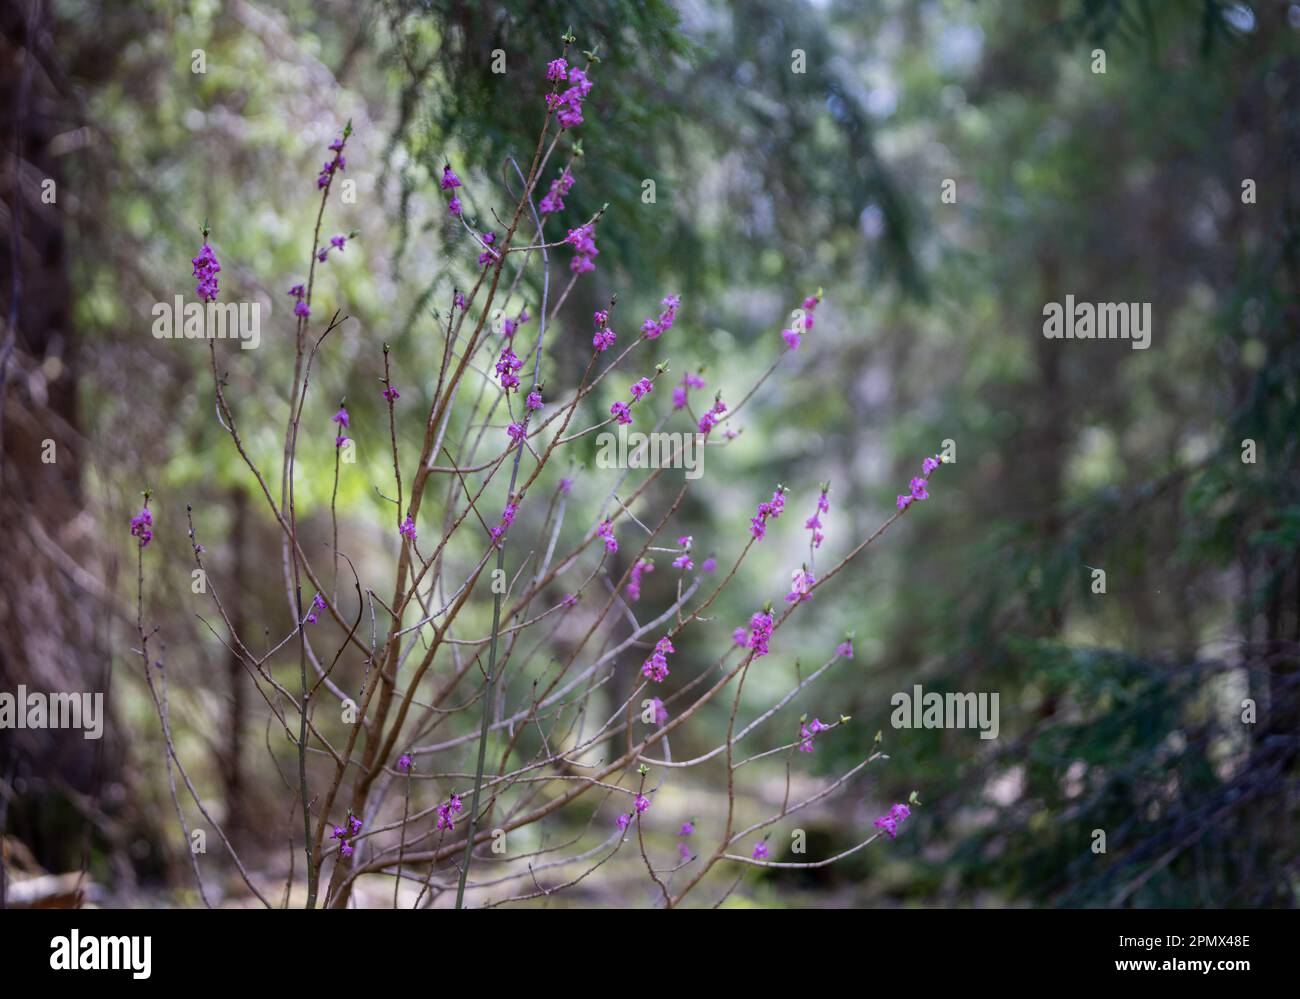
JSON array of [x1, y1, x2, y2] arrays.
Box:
[[873, 802, 911, 839]]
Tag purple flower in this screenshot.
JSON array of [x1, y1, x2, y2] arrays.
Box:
[[436, 793, 463, 831], [448, 194, 462, 216], [129, 505, 154, 548], [752, 842, 770, 861], [634, 793, 650, 814], [526, 390, 543, 412], [650, 697, 668, 726], [873, 803, 911, 839], [294, 299, 311, 318], [565, 223, 599, 273], [642, 635, 675, 682], [596, 519, 618, 554], [698, 398, 727, 437], [641, 294, 681, 340], [441, 165, 462, 190], [478, 231, 500, 267], [551, 66, 594, 129], [746, 611, 774, 658], [922, 456, 939, 474], [382, 385, 400, 402], [700, 556, 717, 573], [805, 487, 830, 549], [192, 242, 221, 302], [397, 753, 413, 773], [306, 592, 326, 624], [672, 554, 693, 571], [798, 718, 827, 753], [628, 558, 654, 601], [495, 347, 524, 391], [749, 487, 787, 541], [546, 58, 569, 81], [506, 421, 526, 445], [616, 813, 631, 831], [909, 477, 929, 501], [332, 407, 350, 431], [540, 167, 575, 216], [316, 131, 348, 189], [489, 501, 519, 545], [680, 821, 694, 837], [896, 494, 913, 511], [399, 515, 417, 542], [785, 568, 815, 604], [836, 638, 854, 658], [610, 400, 632, 425], [593, 325, 617, 352], [630, 377, 653, 401]]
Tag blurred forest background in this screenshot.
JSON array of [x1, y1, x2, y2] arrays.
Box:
[[1, 0, 1298, 907]]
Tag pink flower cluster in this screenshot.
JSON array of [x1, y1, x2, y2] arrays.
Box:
[[496, 346, 524, 391], [441, 164, 462, 216], [330, 813, 362, 859], [566, 223, 598, 274], [436, 793, 463, 831], [316, 233, 349, 263], [596, 519, 617, 554], [628, 558, 654, 601], [673, 371, 706, 410], [592, 309, 617, 352], [129, 505, 154, 548], [332, 406, 350, 449], [545, 61, 594, 129], [489, 502, 519, 545], [896, 454, 944, 511], [672, 535, 693, 571], [744, 610, 774, 658], [478, 231, 500, 267], [609, 375, 654, 427], [642, 636, 675, 682], [873, 802, 911, 839], [192, 242, 220, 302], [399, 515, 417, 543], [782, 292, 821, 351], [288, 282, 310, 318], [785, 567, 815, 604], [749, 486, 787, 541], [317, 133, 347, 189], [306, 593, 327, 625], [798, 717, 828, 753], [540, 167, 575, 216], [698, 396, 727, 436], [641, 294, 680, 339], [805, 486, 830, 549]]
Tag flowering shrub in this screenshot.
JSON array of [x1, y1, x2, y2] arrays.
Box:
[[130, 35, 945, 909]]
